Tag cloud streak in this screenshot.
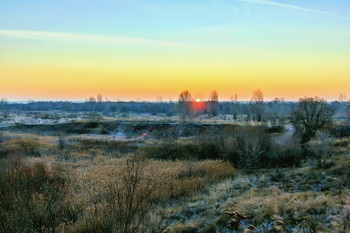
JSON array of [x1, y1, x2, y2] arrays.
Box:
[[0, 29, 198, 48], [240, 0, 349, 19]]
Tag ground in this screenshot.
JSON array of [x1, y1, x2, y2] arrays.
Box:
[[0, 112, 349, 233]]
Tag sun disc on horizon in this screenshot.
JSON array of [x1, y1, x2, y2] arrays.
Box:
[[195, 98, 201, 102]]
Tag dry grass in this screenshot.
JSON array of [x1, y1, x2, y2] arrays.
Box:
[[163, 152, 350, 232], [56, 157, 234, 233], [0, 131, 58, 143], [68, 157, 235, 204], [1, 120, 350, 232]]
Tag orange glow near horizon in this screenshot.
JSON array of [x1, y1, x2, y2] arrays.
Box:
[[1, 30, 350, 101], [1, 0, 350, 102], [192, 100, 205, 110]]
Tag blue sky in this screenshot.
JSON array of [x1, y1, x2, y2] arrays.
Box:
[[1, 0, 349, 40]]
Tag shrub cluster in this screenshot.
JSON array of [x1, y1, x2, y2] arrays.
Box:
[[0, 159, 72, 233], [142, 126, 303, 169]]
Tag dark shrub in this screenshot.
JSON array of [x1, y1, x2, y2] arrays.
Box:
[[265, 142, 302, 168], [142, 142, 199, 160], [331, 123, 350, 138], [0, 159, 70, 233], [86, 121, 99, 128], [266, 125, 284, 133], [234, 126, 270, 169]]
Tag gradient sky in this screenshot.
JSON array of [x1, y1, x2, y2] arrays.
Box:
[[1, 0, 350, 101]]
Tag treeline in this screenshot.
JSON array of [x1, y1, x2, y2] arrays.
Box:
[[1, 100, 293, 116], [0, 99, 348, 119], [1, 90, 349, 120]]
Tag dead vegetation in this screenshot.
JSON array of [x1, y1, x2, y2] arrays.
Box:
[[0, 113, 349, 233]]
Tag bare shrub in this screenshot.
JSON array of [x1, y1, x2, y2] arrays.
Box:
[[306, 131, 334, 167], [331, 122, 350, 138], [268, 137, 302, 168], [58, 134, 65, 150], [178, 161, 205, 179], [235, 127, 270, 170], [0, 159, 69, 233], [105, 155, 161, 233]]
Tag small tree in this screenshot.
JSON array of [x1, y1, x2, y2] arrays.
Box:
[[178, 90, 193, 120], [97, 93, 103, 102], [291, 97, 334, 144], [250, 90, 265, 122]]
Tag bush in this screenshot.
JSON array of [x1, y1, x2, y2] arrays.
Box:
[[331, 122, 350, 138], [142, 142, 199, 160], [0, 159, 70, 233], [104, 155, 164, 233], [266, 125, 284, 133], [306, 132, 334, 168], [234, 127, 270, 170], [266, 138, 302, 168]]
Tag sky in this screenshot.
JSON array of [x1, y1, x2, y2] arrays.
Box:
[[0, 0, 350, 101]]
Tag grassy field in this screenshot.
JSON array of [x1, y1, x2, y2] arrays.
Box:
[[0, 114, 349, 233]]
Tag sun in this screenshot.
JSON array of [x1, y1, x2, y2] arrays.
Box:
[[195, 98, 201, 102]]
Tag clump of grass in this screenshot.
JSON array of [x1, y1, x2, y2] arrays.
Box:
[[0, 138, 43, 158]]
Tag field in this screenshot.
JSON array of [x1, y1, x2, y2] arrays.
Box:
[[0, 111, 349, 233]]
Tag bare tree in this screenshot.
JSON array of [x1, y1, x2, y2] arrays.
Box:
[[338, 94, 350, 120], [266, 97, 286, 131], [178, 90, 193, 120], [88, 96, 97, 102], [338, 94, 347, 102], [337, 94, 348, 118], [0, 98, 9, 118], [208, 90, 219, 117], [97, 93, 103, 102], [291, 97, 334, 143], [250, 90, 265, 122]]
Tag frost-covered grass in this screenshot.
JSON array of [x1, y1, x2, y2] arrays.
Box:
[[1, 118, 350, 232], [164, 152, 350, 233]]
